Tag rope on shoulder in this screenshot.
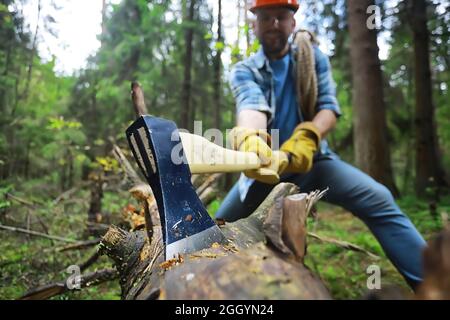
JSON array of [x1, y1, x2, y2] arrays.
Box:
[[293, 30, 319, 122]]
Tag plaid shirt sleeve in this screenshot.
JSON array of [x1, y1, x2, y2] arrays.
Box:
[[228, 62, 273, 116], [314, 46, 342, 118]]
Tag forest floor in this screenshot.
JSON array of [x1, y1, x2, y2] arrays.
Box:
[[0, 182, 449, 300]]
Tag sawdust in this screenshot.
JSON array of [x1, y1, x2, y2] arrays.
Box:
[[215, 218, 226, 227], [211, 242, 221, 249], [121, 204, 145, 230], [189, 252, 227, 259], [222, 242, 239, 253], [159, 255, 184, 270], [139, 239, 151, 261]]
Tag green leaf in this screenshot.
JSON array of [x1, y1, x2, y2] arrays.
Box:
[[214, 41, 225, 51]]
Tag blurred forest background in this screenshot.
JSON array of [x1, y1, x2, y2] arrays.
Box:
[[0, 0, 449, 299]]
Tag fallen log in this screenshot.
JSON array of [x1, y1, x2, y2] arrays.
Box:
[[99, 183, 331, 300]]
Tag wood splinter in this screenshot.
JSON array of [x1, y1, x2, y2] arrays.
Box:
[[129, 183, 159, 241], [263, 190, 326, 261]]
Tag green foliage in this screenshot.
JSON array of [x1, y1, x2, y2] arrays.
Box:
[[93, 156, 119, 173], [303, 196, 448, 299], [0, 185, 13, 210], [246, 39, 261, 57], [0, 4, 77, 182], [207, 199, 221, 218], [214, 41, 225, 51], [0, 186, 121, 300]]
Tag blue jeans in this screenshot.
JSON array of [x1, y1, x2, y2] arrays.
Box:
[[216, 157, 427, 289]]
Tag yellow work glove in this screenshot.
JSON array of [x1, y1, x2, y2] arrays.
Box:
[[280, 122, 321, 174], [229, 127, 282, 184], [267, 150, 289, 176], [245, 150, 289, 184], [229, 126, 272, 165]]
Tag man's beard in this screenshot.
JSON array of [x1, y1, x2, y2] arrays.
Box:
[[260, 31, 289, 56]]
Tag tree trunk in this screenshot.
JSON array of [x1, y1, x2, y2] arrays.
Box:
[[87, 172, 103, 235], [244, 0, 251, 53], [180, 0, 196, 131], [213, 0, 223, 129], [403, 67, 415, 194], [24, 139, 31, 179], [119, 3, 141, 82], [347, 0, 399, 197], [21, 0, 41, 102], [101, 0, 108, 40], [237, 0, 241, 46], [408, 0, 448, 196], [99, 183, 331, 300]]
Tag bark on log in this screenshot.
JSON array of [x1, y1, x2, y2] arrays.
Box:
[[99, 183, 331, 300]]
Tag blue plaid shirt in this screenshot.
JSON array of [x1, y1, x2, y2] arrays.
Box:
[[228, 44, 342, 199]]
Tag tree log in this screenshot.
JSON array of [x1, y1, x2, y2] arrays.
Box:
[[99, 183, 331, 300]]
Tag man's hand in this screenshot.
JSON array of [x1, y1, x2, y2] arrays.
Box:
[[267, 150, 289, 174], [280, 122, 321, 174], [229, 126, 285, 184], [245, 150, 289, 184], [229, 126, 272, 164]]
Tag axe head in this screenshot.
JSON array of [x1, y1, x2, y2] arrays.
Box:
[[126, 115, 226, 260]]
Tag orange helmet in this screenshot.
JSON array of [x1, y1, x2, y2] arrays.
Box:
[[249, 0, 299, 13]]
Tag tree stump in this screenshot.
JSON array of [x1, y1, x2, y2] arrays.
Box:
[[99, 183, 331, 300]]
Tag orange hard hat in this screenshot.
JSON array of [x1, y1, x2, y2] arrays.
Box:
[[249, 0, 299, 13]]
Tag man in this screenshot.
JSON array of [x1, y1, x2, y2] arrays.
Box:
[[216, 0, 426, 289]]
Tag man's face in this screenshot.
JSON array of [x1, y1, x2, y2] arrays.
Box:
[[253, 7, 296, 56]]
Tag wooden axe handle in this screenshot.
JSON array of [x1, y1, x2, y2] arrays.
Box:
[[179, 132, 281, 184], [179, 132, 259, 173]]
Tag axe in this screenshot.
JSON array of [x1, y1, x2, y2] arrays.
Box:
[[126, 84, 279, 260]]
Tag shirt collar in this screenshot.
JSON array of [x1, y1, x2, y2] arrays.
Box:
[[254, 47, 269, 70], [254, 44, 297, 70]]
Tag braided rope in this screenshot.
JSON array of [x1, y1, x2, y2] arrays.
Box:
[[294, 30, 318, 121]]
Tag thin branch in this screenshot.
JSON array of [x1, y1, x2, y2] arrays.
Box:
[[79, 251, 101, 272], [5, 193, 36, 207], [307, 231, 381, 260], [196, 173, 222, 196], [58, 239, 101, 252], [0, 224, 77, 243], [112, 144, 142, 186], [131, 82, 148, 117], [53, 182, 90, 205], [18, 268, 118, 300]]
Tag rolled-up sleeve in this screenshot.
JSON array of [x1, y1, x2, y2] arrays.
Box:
[[228, 62, 272, 116], [314, 47, 342, 118]]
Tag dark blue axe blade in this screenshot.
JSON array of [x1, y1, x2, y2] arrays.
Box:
[[126, 115, 226, 260]]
